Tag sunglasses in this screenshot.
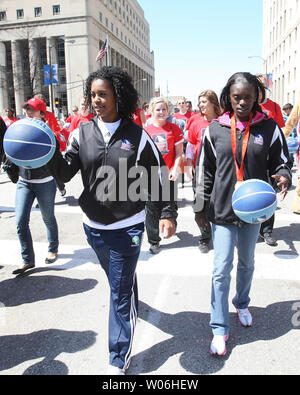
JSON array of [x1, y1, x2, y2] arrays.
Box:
[[178, 102, 185, 105]]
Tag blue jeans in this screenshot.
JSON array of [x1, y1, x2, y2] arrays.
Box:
[[210, 223, 260, 335], [84, 222, 144, 370], [15, 179, 59, 265]]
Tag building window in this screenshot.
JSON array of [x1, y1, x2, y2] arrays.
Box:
[[57, 40, 65, 68], [0, 11, 7, 21], [17, 9, 24, 19], [53, 5, 60, 16], [34, 7, 42, 17], [99, 12, 102, 22]]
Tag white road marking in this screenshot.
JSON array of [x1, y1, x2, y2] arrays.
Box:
[[0, 239, 299, 281]]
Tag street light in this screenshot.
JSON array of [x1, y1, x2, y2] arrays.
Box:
[[48, 44, 54, 113], [62, 37, 76, 114], [248, 55, 268, 75]]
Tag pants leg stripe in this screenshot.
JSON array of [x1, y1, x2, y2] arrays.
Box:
[[124, 275, 138, 370]]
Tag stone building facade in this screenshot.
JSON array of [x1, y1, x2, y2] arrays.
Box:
[[263, 0, 300, 105], [0, 0, 154, 116]]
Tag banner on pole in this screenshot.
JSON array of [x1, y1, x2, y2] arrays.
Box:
[[44, 65, 50, 86], [51, 64, 59, 85], [44, 64, 59, 86]]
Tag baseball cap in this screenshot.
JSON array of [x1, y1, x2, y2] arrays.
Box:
[[23, 98, 47, 113]]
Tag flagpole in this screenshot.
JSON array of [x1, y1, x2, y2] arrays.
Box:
[[95, 36, 109, 65], [106, 34, 110, 67]]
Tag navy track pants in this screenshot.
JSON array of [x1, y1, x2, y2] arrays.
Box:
[[84, 222, 144, 370]]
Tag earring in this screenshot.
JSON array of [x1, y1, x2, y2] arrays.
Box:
[[116, 101, 119, 113]]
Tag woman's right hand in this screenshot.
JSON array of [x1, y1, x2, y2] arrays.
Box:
[[185, 165, 194, 180], [195, 212, 209, 229]]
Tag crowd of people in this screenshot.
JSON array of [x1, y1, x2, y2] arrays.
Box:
[[0, 66, 299, 374]]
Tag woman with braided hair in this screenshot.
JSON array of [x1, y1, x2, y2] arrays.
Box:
[[194, 72, 291, 356]]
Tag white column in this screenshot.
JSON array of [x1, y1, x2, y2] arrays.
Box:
[[29, 38, 42, 95], [11, 40, 25, 116], [0, 42, 8, 114]]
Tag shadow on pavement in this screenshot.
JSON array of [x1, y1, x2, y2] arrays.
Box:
[[0, 329, 97, 374], [55, 195, 79, 207], [177, 198, 194, 209], [0, 274, 98, 307], [130, 299, 300, 375], [274, 223, 300, 251], [162, 231, 199, 249]]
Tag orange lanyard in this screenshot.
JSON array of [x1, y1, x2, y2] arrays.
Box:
[[231, 112, 253, 182]]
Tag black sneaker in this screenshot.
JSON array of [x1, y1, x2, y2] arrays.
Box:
[[59, 188, 66, 197], [262, 233, 277, 246], [199, 240, 210, 254], [149, 244, 160, 254]]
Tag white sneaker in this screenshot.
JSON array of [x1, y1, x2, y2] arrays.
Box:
[[210, 334, 229, 356], [105, 364, 125, 375], [237, 308, 253, 327]]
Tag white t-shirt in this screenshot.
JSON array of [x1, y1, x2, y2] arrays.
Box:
[[97, 118, 121, 144]]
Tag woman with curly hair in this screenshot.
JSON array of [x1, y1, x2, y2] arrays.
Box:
[[49, 66, 176, 374]]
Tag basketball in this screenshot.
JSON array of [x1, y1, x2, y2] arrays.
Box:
[[286, 137, 299, 153], [232, 179, 277, 224], [3, 118, 56, 169]]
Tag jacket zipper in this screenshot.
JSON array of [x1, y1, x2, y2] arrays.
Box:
[[104, 142, 108, 167]]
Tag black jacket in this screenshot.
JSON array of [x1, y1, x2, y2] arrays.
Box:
[[193, 112, 292, 225], [48, 117, 177, 225], [0, 117, 6, 165]]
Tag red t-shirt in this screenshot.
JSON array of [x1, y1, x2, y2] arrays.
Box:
[[188, 118, 210, 167], [68, 113, 94, 132], [186, 113, 202, 131], [133, 108, 143, 127], [260, 99, 285, 128], [45, 111, 61, 133], [145, 121, 184, 171], [66, 114, 77, 123], [173, 110, 194, 124], [3, 117, 18, 127]]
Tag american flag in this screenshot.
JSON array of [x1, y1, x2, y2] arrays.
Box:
[[96, 40, 108, 62], [266, 73, 273, 90]]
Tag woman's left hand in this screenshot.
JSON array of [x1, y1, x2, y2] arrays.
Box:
[[159, 218, 176, 239], [272, 174, 288, 200], [169, 168, 178, 182]]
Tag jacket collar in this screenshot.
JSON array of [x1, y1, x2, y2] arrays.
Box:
[[218, 111, 266, 127]]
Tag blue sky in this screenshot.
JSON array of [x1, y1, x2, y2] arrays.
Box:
[[138, 0, 263, 107]]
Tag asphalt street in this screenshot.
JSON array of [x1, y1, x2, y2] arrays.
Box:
[[0, 168, 299, 376]]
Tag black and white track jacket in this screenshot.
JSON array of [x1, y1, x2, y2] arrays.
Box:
[[193, 111, 292, 225], [49, 117, 176, 225]]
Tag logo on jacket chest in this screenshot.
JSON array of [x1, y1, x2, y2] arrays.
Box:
[[254, 134, 264, 146], [120, 139, 133, 151]]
